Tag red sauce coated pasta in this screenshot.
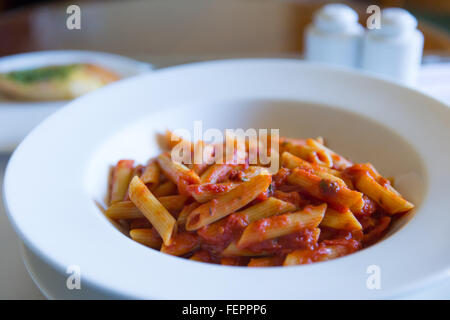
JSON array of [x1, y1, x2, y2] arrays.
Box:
[[104, 133, 414, 267]]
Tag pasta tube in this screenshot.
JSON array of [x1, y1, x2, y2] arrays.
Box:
[[128, 176, 176, 245], [185, 174, 272, 231], [237, 204, 327, 248]]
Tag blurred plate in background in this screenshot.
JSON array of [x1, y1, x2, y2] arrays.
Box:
[[0, 50, 152, 152]]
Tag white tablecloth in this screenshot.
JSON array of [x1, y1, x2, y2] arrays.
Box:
[[419, 62, 450, 106]]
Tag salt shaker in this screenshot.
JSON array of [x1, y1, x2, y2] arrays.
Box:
[[361, 8, 424, 85], [305, 4, 364, 68]]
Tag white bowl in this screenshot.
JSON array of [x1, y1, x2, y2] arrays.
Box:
[[3, 59, 450, 299], [0, 50, 152, 152]]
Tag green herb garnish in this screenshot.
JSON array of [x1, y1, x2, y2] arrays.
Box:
[[5, 64, 80, 84]]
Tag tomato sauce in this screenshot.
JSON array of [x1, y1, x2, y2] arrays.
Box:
[[272, 167, 291, 187], [244, 228, 320, 254], [197, 213, 248, 252], [189, 183, 233, 195]]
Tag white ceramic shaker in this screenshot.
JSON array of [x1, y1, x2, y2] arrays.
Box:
[[305, 3, 364, 68], [361, 8, 424, 85]]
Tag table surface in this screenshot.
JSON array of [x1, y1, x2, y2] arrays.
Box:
[[1, 0, 450, 300]]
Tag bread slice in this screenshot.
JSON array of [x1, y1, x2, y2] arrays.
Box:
[[0, 64, 120, 101]]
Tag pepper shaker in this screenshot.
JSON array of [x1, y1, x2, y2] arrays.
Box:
[[361, 8, 424, 85], [305, 4, 364, 68]]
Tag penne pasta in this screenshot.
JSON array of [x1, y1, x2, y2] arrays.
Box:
[[190, 141, 215, 175], [95, 200, 129, 236], [236, 197, 296, 223], [152, 180, 178, 197], [221, 241, 270, 257], [200, 164, 234, 184], [157, 195, 188, 215], [105, 195, 187, 220], [222, 131, 247, 165], [283, 249, 313, 266], [248, 256, 282, 267], [189, 250, 214, 263], [177, 202, 200, 226], [123, 164, 144, 201], [316, 242, 360, 261], [187, 182, 241, 203], [140, 160, 160, 186], [130, 228, 162, 249], [241, 166, 271, 179], [283, 239, 359, 266], [354, 172, 414, 214], [105, 201, 142, 219], [128, 176, 176, 245], [304, 138, 334, 167], [288, 168, 363, 210], [281, 151, 343, 181], [280, 138, 332, 167], [185, 174, 272, 231], [305, 138, 353, 170], [320, 208, 362, 231], [109, 160, 134, 204], [156, 153, 201, 188], [163, 130, 192, 151], [129, 218, 152, 229], [237, 204, 327, 248]]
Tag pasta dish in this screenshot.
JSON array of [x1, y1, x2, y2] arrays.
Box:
[[103, 131, 414, 267]]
